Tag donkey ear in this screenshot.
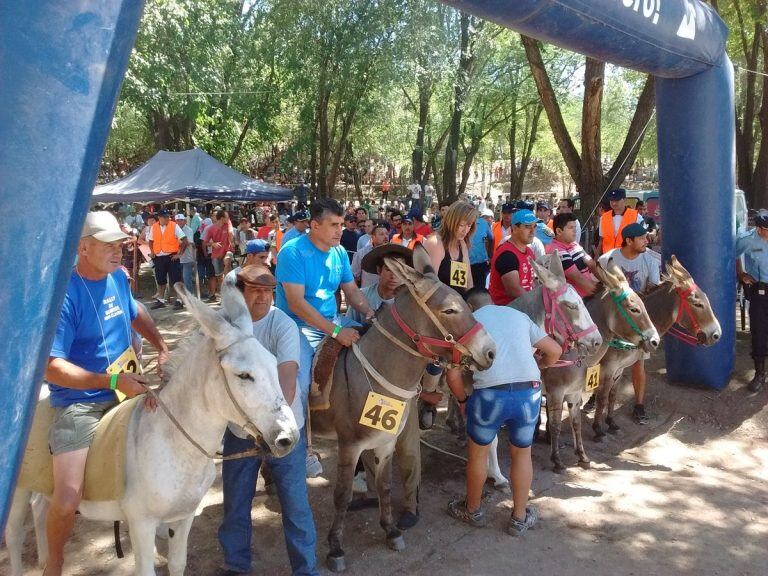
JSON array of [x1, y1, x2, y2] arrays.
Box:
[[219, 276, 255, 334], [531, 258, 561, 291], [594, 261, 620, 292], [412, 243, 436, 276], [174, 282, 242, 348], [668, 255, 693, 287], [547, 249, 565, 278], [385, 256, 423, 291]]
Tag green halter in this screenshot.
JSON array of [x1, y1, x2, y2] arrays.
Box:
[[606, 289, 648, 350]]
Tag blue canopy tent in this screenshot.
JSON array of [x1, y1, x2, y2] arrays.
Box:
[[93, 148, 292, 203], [0, 0, 737, 530]]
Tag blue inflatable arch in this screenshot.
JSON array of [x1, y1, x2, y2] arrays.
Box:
[[0, 0, 734, 528]]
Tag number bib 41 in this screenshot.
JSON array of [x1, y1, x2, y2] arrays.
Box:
[[585, 364, 600, 392], [449, 260, 469, 289], [359, 391, 405, 434]]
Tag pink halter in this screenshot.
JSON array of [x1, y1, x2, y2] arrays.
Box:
[[543, 283, 599, 367]]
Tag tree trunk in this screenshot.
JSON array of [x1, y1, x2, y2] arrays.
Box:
[[752, 28, 768, 209], [411, 76, 431, 185], [442, 12, 472, 203], [150, 110, 194, 151], [579, 58, 605, 210], [227, 117, 253, 166], [511, 102, 543, 199]]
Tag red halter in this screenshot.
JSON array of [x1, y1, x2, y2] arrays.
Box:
[[667, 284, 701, 346], [389, 300, 484, 365], [542, 283, 599, 356]]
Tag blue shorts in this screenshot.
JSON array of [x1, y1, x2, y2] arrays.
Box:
[[466, 384, 542, 448]]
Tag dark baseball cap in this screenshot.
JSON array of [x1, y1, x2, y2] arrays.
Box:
[[501, 203, 514, 213], [515, 200, 534, 211], [608, 188, 627, 201], [157, 209, 170, 217], [621, 222, 647, 240], [344, 213, 357, 222], [536, 201, 551, 212], [293, 211, 309, 221]]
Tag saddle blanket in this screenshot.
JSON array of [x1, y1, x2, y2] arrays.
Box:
[[17, 396, 140, 501]]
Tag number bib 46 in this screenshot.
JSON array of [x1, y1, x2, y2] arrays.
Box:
[[359, 391, 405, 434], [449, 260, 468, 289], [585, 364, 600, 392]]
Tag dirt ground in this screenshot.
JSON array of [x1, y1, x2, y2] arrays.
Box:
[[2, 279, 767, 576]]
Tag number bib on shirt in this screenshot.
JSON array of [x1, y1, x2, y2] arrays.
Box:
[[107, 346, 142, 401], [585, 364, 600, 392], [449, 260, 469, 289], [359, 392, 405, 434]]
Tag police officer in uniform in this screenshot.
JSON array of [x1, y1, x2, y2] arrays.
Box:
[[736, 209, 768, 392]]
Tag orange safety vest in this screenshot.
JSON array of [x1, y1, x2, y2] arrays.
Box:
[[491, 221, 511, 251], [547, 219, 554, 231], [272, 227, 284, 264], [600, 208, 638, 253], [150, 221, 180, 255], [391, 233, 424, 250]]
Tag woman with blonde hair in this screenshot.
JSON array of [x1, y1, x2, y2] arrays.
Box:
[[422, 200, 477, 298]]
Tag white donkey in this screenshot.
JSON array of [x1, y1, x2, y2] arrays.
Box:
[[5, 282, 299, 576]]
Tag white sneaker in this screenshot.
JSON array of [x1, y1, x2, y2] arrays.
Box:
[[352, 471, 368, 494], [306, 452, 323, 478]]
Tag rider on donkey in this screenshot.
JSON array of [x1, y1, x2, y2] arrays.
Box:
[[43, 211, 169, 576], [218, 264, 320, 576], [275, 198, 375, 476]]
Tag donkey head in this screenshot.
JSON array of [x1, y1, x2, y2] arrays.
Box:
[[174, 282, 298, 457], [594, 260, 660, 352], [531, 252, 602, 355], [383, 244, 496, 370], [665, 255, 722, 345]]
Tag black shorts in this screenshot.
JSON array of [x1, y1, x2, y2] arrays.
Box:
[[154, 254, 182, 286]]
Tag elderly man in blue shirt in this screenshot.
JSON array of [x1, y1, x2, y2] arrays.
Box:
[[736, 209, 768, 392]]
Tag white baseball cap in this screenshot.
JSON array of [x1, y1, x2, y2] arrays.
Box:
[[81, 211, 130, 242], [481, 208, 494, 218], [174, 213, 186, 221]]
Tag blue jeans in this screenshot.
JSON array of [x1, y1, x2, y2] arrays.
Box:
[[181, 261, 195, 294], [218, 428, 318, 575], [296, 317, 359, 417], [466, 385, 542, 448]]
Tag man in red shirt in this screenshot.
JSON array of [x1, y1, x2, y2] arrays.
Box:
[[202, 209, 233, 302], [488, 209, 537, 305]]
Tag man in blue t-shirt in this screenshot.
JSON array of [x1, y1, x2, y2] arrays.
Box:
[[276, 199, 375, 433], [469, 210, 495, 288], [44, 211, 170, 576]]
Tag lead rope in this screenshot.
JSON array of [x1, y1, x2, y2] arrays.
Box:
[[606, 290, 648, 350], [140, 383, 264, 461]]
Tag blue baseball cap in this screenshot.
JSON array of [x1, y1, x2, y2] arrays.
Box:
[[512, 209, 537, 225], [607, 188, 627, 201], [245, 239, 268, 254]]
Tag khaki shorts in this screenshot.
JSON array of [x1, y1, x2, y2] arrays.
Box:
[[48, 401, 118, 455]]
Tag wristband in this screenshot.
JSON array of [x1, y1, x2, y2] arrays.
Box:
[[331, 325, 342, 339], [458, 395, 469, 404], [109, 373, 119, 391]]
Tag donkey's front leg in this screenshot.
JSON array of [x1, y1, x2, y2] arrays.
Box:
[[373, 441, 403, 551], [166, 515, 195, 576], [592, 370, 612, 441], [486, 435, 510, 492], [326, 443, 361, 572], [566, 396, 590, 468], [126, 515, 160, 576], [546, 393, 566, 473], [605, 374, 622, 433]]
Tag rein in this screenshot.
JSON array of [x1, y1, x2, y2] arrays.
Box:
[[542, 283, 599, 367], [606, 289, 648, 350], [667, 284, 701, 346], [140, 336, 268, 461]]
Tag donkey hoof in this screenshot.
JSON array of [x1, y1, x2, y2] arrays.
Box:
[[493, 481, 511, 494], [387, 534, 406, 551], [552, 463, 566, 474], [593, 433, 605, 443], [578, 459, 592, 469], [607, 426, 620, 435], [326, 553, 346, 572]]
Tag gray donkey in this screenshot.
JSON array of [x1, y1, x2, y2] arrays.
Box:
[[592, 255, 722, 440], [513, 260, 660, 472], [310, 245, 496, 572]]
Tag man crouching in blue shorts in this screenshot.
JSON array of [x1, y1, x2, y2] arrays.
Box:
[[446, 287, 561, 536]]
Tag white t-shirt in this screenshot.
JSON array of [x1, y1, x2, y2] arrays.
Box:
[[351, 242, 379, 288], [227, 306, 304, 437], [530, 237, 545, 261], [409, 183, 421, 199], [179, 225, 196, 263], [146, 222, 186, 256], [471, 305, 547, 389], [599, 248, 660, 293]]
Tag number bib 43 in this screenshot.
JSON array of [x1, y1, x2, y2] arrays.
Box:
[[359, 391, 405, 434], [449, 260, 469, 289], [585, 364, 600, 392], [107, 346, 141, 401]]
